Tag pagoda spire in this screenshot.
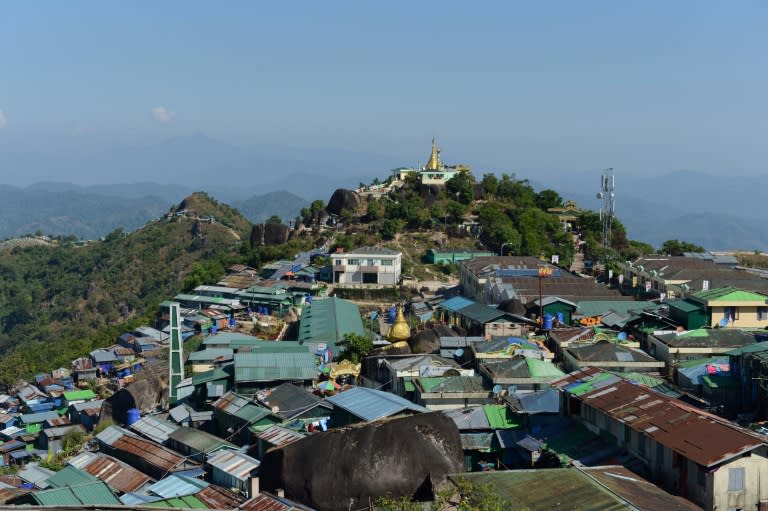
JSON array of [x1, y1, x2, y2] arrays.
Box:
[[425, 138, 441, 171]]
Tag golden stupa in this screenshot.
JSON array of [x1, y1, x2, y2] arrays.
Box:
[[425, 138, 442, 171], [388, 305, 412, 342]]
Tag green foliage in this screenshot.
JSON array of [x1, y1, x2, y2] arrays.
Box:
[[445, 172, 475, 204], [659, 239, 705, 256], [481, 173, 498, 197], [266, 215, 283, 225], [375, 478, 522, 511], [382, 219, 404, 240], [0, 193, 250, 385], [366, 199, 384, 222], [496, 174, 536, 207], [478, 203, 520, 253], [535, 189, 563, 210], [337, 332, 373, 364]]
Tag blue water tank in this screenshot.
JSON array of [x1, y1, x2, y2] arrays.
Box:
[[556, 311, 564, 323], [617, 332, 628, 341], [388, 306, 397, 323], [306, 295, 313, 304], [126, 408, 141, 426], [543, 314, 554, 330], [265, 307, 271, 316]]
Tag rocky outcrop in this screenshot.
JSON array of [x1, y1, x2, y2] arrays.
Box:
[[260, 413, 464, 511], [250, 223, 291, 247], [326, 189, 362, 216]]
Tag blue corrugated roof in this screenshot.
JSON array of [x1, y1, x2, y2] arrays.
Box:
[[438, 296, 475, 312], [327, 387, 429, 422], [147, 474, 209, 499]]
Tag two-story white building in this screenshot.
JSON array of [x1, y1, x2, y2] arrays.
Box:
[[330, 246, 402, 286]]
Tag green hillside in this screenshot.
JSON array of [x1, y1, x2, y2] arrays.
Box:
[[0, 192, 250, 384]]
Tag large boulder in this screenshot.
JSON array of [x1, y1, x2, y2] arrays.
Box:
[[260, 413, 464, 511], [326, 189, 362, 216], [250, 223, 290, 247]]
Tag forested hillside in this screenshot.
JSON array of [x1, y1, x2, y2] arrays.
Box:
[[0, 192, 250, 384]]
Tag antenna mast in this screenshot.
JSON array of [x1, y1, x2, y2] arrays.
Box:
[[597, 168, 615, 250]]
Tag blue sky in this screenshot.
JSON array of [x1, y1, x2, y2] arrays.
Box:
[[1, 1, 766, 183]]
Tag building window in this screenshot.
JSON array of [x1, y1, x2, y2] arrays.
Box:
[[335, 259, 344, 266], [759, 307, 768, 321], [368, 259, 376, 266], [348, 259, 360, 266], [381, 260, 393, 266], [728, 467, 745, 491]]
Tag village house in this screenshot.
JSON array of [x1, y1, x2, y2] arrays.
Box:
[[562, 341, 665, 374], [326, 387, 429, 426], [330, 246, 402, 286], [649, 328, 758, 369], [554, 367, 768, 511]]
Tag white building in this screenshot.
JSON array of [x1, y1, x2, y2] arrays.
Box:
[[330, 247, 402, 286]]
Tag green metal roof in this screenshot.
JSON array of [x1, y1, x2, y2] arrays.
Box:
[[526, 358, 565, 379], [691, 287, 768, 303], [32, 481, 120, 506], [234, 352, 318, 382], [482, 405, 520, 429], [145, 495, 208, 509], [563, 371, 617, 396], [297, 297, 365, 352], [615, 372, 664, 388], [63, 389, 97, 402], [453, 470, 627, 511], [45, 466, 99, 489], [201, 332, 262, 346], [168, 427, 235, 454], [191, 367, 231, 386], [666, 299, 703, 313], [187, 348, 233, 362]]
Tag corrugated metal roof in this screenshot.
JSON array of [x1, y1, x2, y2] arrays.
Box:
[[238, 492, 315, 511], [206, 449, 260, 480], [213, 391, 251, 415], [188, 348, 234, 362], [259, 383, 329, 419], [196, 484, 246, 509], [106, 428, 190, 472], [95, 424, 126, 446], [443, 406, 491, 431], [257, 425, 305, 448], [32, 480, 121, 506], [18, 463, 56, 488], [297, 297, 365, 352], [168, 427, 235, 454], [326, 387, 429, 422], [72, 399, 103, 412], [437, 296, 475, 312], [19, 410, 59, 424], [234, 352, 318, 382], [581, 466, 704, 511], [44, 424, 85, 439], [564, 369, 765, 467], [147, 474, 209, 498], [130, 415, 180, 444], [67, 451, 99, 469], [81, 453, 153, 494], [45, 465, 98, 488], [145, 494, 209, 509]]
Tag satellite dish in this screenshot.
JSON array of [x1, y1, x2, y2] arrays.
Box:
[[508, 385, 517, 395], [454, 349, 464, 358], [271, 405, 280, 413], [443, 369, 461, 377], [492, 384, 503, 395], [596, 192, 604, 199]]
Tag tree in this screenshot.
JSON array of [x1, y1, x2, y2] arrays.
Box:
[[337, 332, 372, 364], [535, 189, 563, 210], [376, 478, 521, 511], [366, 199, 384, 222], [660, 239, 705, 256], [478, 204, 521, 253], [481, 173, 499, 198], [266, 215, 283, 225], [446, 172, 475, 204]]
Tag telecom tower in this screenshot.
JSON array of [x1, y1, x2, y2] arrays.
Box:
[[597, 168, 615, 250], [168, 302, 184, 405]]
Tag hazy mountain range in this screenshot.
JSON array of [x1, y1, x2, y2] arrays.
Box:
[[2, 134, 766, 250]]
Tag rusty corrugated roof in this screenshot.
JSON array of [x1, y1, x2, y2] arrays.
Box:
[[196, 485, 245, 509], [83, 453, 153, 494], [112, 434, 187, 472], [239, 492, 314, 511], [581, 466, 703, 510], [573, 374, 764, 467]]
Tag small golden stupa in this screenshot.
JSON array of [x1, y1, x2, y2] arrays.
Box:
[[388, 305, 411, 342]]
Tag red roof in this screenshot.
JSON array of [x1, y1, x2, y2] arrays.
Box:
[[575, 376, 764, 467]]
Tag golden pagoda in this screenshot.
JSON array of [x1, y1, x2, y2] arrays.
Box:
[[425, 138, 442, 171], [388, 305, 411, 342]]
